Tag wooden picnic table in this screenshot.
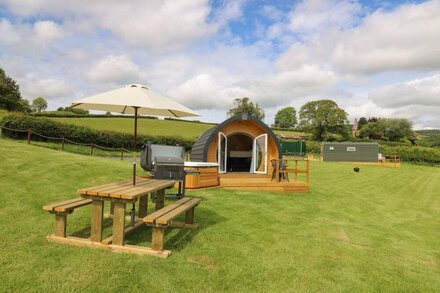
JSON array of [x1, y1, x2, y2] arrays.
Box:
[[77, 177, 175, 247]]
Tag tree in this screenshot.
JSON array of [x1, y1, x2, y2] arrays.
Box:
[[63, 106, 89, 114], [298, 99, 348, 141], [358, 118, 414, 141], [274, 107, 297, 129], [382, 118, 413, 142], [31, 97, 48, 113], [358, 117, 368, 129], [358, 120, 384, 139], [0, 68, 30, 112], [227, 97, 265, 120]]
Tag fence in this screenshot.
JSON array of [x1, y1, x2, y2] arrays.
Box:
[[0, 126, 132, 159]]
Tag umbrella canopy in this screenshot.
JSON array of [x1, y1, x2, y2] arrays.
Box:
[[71, 84, 199, 186], [71, 84, 199, 117]]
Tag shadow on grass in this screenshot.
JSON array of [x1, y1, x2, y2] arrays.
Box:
[[70, 217, 114, 238], [126, 207, 226, 252]]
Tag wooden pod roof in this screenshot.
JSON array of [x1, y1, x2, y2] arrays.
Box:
[[190, 115, 281, 162]]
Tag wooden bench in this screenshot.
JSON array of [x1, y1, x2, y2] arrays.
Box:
[[43, 198, 92, 238], [143, 197, 201, 252]]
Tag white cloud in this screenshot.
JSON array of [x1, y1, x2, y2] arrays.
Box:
[[369, 75, 440, 108], [19, 75, 72, 100], [252, 65, 338, 107], [289, 0, 361, 33], [213, 0, 245, 26], [1, 0, 245, 51], [33, 20, 65, 42], [85, 54, 145, 84], [332, 0, 440, 73], [169, 73, 254, 110], [0, 19, 22, 45], [260, 5, 285, 22]]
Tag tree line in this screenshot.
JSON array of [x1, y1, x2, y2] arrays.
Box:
[[227, 97, 415, 143]]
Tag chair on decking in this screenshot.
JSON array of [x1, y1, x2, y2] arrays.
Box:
[[271, 159, 289, 182]]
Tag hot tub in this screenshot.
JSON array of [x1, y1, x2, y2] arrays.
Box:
[[184, 162, 219, 189]]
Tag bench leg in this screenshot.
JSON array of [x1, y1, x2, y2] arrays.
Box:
[[138, 195, 148, 218], [112, 201, 126, 246], [151, 227, 165, 251], [155, 189, 165, 211], [185, 208, 195, 224], [91, 200, 104, 242], [55, 214, 67, 237]]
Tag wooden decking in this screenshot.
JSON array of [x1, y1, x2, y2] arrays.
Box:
[[219, 173, 309, 193]]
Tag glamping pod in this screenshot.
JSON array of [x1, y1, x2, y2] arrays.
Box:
[[190, 114, 281, 173], [187, 114, 309, 192]]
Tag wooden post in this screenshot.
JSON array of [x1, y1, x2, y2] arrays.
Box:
[[306, 159, 310, 184], [120, 148, 124, 160], [61, 136, 65, 150], [112, 201, 126, 246], [55, 214, 67, 237], [90, 200, 104, 242], [155, 189, 165, 211], [138, 195, 148, 218], [132, 107, 139, 186], [151, 227, 165, 251], [294, 160, 298, 181], [27, 129, 31, 144], [90, 143, 94, 156]]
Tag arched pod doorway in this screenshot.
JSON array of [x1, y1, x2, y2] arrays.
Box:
[[191, 114, 281, 174]]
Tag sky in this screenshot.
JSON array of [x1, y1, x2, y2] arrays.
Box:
[[0, 0, 439, 129]]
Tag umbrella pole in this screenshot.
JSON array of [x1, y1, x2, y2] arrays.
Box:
[[133, 107, 139, 185]]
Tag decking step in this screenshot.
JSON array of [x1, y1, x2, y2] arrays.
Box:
[[220, 182, 307, 187]]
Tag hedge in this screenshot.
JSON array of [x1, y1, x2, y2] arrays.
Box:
[[31, 112, 159, 119], [380, 145, 440, 165], [163, 117, 217, 125], [0, 114, 194, 150]]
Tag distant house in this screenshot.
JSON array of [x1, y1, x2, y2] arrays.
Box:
[[352, 118, 359, 137]]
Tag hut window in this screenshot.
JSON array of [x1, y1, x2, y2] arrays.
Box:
[[329, 146, 334, 151], [347, 147, 356, 152]]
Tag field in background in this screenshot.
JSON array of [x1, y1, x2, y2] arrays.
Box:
[[47, 117, 303, 140], [0, 138, 439, 291], [49, 117, 215, 140]]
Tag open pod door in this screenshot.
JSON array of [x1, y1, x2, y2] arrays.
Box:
[[253, 134, 268, 174], [218, 132, 227, 173]]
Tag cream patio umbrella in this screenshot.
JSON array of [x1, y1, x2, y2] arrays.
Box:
[[71, 84, 199, 185]]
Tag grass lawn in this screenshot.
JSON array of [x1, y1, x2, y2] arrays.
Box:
[[49, 117, 215, 140], [0, 139, 439, 291]]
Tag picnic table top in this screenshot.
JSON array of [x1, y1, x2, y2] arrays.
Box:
[[77, 177, 175, 200]]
